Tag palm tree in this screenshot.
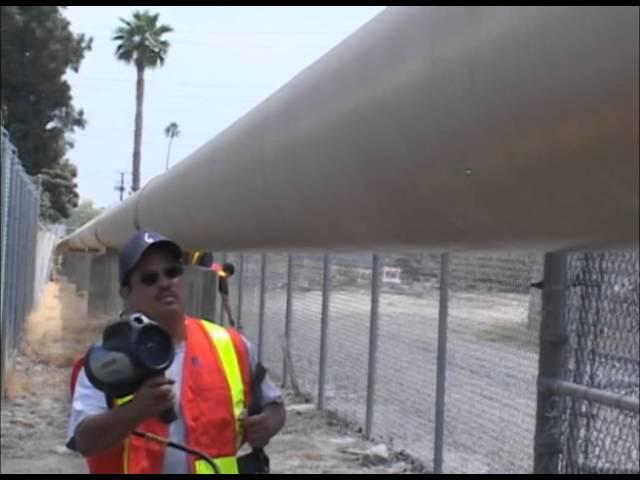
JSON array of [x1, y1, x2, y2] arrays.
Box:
[[164, 122, 180, 170], [113, 10, 172, 192]]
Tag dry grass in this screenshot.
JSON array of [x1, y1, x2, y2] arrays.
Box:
[[5, 277, 106, 400], [21, 279, 107, 368], [4, 278, 110, 400], [4, 370, 31, 400]]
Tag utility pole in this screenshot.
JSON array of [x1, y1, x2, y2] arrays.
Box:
[[114, 171, 126, 201]]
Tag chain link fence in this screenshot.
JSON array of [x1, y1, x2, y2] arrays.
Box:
[[0, 128, 50, 400], [371, 253, 438, 465], [287, 254, 324, 398], [444, 252, 542, 473], [200, 250, 538, 471], [194, 247, 637, 473], [535, 249, 639, 474]]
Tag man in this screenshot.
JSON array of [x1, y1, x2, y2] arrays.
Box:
[[191, 252, 237, 329], [67, 230, 285, 474], [216, 262, 237, 328]]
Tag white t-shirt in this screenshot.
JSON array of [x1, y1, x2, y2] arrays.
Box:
[[67, 336, 281, 474]]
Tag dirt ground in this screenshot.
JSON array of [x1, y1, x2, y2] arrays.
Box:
[[0, 279, 422, 474]]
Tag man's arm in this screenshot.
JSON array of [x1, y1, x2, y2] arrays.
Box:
[[74, 401, 147, 456], [221, 294, 236, 328], [73, 376, 176, 456], [218, 278, 236, 328]]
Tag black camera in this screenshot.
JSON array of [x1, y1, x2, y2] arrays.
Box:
[[84, 312, 177, 423]]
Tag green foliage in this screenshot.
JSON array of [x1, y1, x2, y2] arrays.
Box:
[[1, 6, 91, 220]]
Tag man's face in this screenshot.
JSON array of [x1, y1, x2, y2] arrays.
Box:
[[121, 247, 185, 322]]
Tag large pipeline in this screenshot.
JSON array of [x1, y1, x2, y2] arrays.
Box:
[[60, 6, 639, 253]]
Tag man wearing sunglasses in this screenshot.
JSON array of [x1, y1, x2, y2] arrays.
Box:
[[67, 230, 285, 474]]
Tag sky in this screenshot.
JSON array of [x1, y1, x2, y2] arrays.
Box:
[[63, 6, 386, 209]]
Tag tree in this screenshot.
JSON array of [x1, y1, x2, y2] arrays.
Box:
[[39, 159, 80, 223], [164, 121, 180, 170], [113, 10, 172, 192], [0, 6, 91, 220], [65, 199, 103, 231]]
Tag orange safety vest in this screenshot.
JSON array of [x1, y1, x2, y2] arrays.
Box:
[[71, 316, 252, 474]]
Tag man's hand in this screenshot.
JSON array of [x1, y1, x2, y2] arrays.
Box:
[[74, 376, 176, 457], [243, 413, 273, 448], [242, 403, 286, 448], [129, 376, 176, 421]]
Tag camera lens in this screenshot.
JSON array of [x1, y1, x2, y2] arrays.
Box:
[[134, 325, 174, 370]]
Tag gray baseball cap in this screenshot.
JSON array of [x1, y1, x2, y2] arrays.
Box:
[[118, 230, 182, 286]]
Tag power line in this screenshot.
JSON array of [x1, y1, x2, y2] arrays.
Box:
[[88, 37, 334, 50], [70, 75, 278, 91], [73, 24, 354, 37], [69, 83, 263, 103]]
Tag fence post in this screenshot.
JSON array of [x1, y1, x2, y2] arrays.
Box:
[[17, 177, 27, 346], [365, 253, 382, 438], [258, 253, 267, 362], [282, 253, 294, 387], [0, 130, 10, 321], [318, 253, 332, 410], [27, 191, 37, 311], [434, 253, 450, 474], [237, 254, 244, 330], [534, 251, 569, 474], [7, 155, 18, 357], [0, 134, 12, 401]]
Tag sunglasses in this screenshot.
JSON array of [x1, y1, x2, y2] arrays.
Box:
[[138, 264, 184, 287]]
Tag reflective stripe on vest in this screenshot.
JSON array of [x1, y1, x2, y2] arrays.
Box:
[[113, 396, 132, 473], [195, 456, 239, 474], [114, 321, 245, 474], [191, 251, 202, 265], [200, 321, 246, 445], [115, 395, 133, 406], [123, 435, 131, 474]]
